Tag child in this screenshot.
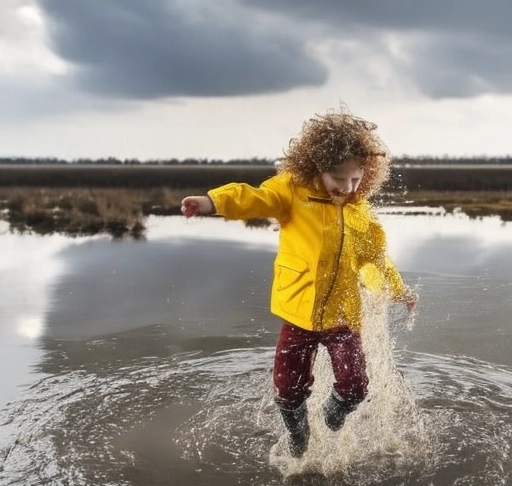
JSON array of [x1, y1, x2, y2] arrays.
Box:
[[181, 106, 417, 458]]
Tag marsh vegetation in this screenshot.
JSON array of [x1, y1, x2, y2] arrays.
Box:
[[1, 164, 511, 238], [0, 186, 192, 238]]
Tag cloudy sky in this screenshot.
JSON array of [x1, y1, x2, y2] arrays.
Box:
[[1, 0, 512, 161]]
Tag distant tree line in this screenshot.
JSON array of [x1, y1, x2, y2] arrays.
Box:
[[0, 156, 274, 166], [395, 155, 512, 165], [0, 155, 512, 165]]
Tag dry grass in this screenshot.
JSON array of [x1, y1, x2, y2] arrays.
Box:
[[0, 187, 200, 238], [390, 190, 512, 221], [0, 186, 511, 238]]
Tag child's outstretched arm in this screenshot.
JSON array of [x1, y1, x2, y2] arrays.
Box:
[[183, 174, 292, 222], [181, 196, 214, 218]]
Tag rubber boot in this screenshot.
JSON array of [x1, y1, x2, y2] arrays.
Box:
[[279, 401, 310, 458], [323, 391, 357, 431]]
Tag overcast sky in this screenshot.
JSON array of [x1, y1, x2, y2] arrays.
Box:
[[1, 0, 512, 160]]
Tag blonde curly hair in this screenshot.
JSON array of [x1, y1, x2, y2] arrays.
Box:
[[277, 106, 391, 197]]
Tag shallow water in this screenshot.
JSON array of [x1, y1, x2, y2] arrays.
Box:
[[1, 211, 511, 485]]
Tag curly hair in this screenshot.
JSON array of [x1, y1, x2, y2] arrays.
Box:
[[277, 106, 391, 197]]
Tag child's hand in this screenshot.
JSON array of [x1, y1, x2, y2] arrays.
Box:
[[403, 287, 419, 312], [181, 196, 213, 218]]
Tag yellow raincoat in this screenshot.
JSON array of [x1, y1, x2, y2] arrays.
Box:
[[208, 172, 409, 331]]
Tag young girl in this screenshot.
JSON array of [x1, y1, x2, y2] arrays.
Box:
[[181, 106, 417, 458]]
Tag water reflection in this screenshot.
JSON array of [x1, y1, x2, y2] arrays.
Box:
[[379, 211, 512, 367], [382, 210, 512, 277], [0, 222, 98, 411], [0, 213, 511, 485]]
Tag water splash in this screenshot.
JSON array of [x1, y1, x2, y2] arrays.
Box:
[[2, 321, 512, 485], [269, 291, 433, 482]]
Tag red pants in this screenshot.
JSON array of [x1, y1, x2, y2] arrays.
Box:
[[273, 322, 369, 408]]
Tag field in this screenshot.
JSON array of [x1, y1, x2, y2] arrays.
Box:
[[2, 163, 512, 190], [1, 164, 511, 238]]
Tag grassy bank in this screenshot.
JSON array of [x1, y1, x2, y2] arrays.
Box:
[[395, 190, 512, 220], [1, 186, 511, 239], [1, 164, 511, 238], [0, 187, 195, 238]]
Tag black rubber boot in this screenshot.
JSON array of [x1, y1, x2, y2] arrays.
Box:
[[323, 391, 358, 431], [279, 401, 310, 458]]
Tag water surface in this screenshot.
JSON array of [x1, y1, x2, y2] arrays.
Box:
[[1, 211, 511, 485]]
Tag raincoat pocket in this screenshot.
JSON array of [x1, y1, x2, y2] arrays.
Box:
[[274, 253, 310, 291], [272, 253, 313, 322]]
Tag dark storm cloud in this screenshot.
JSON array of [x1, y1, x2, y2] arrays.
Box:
[[34, 0, 512, 100], [400, 33, 512, 98], [37, 0, 327, 99], [242, 0, 512, 35], [243, 0, 512, 99]]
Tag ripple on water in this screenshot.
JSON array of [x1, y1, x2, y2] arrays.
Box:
[[0, 344, 512, 485]]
